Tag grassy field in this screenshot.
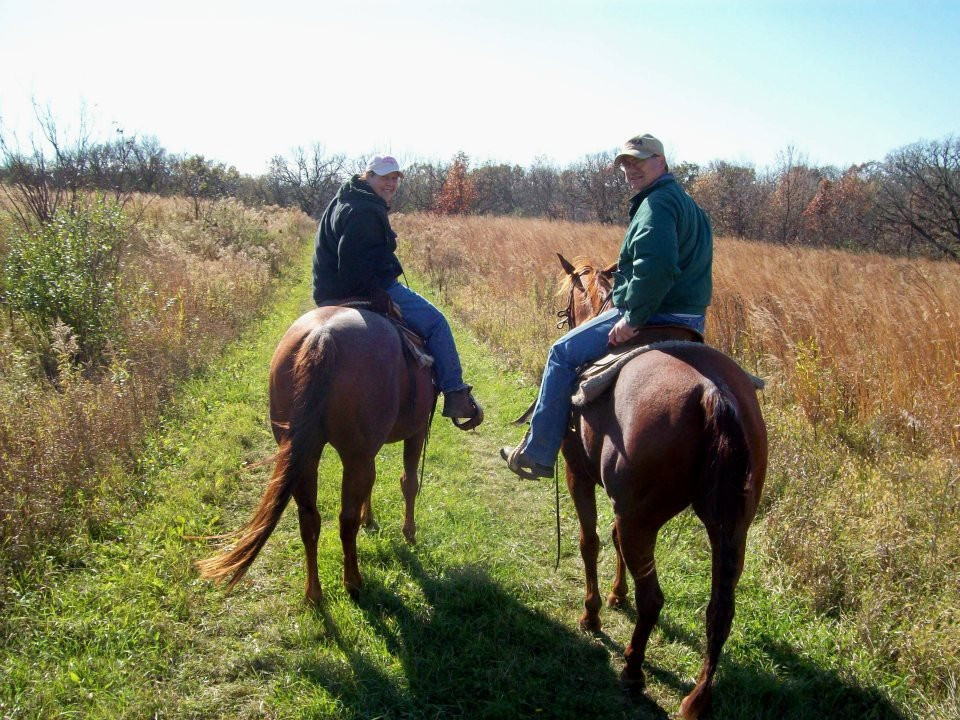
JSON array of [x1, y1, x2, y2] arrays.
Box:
[[0, 242, 945, 718]]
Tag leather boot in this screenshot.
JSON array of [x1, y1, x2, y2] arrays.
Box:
[[442, 388, 484, 430], [499, 443, 553, 480]]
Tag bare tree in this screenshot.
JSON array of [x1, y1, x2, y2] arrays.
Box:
[[469, 162, 525, 215], [767, 146, 822, 244], [519, 157, 565, 219], [266, 144, 347, 219], [394, 161, 448, 213], [0, 103, 94, 227], [571, 151, 626, 224], [877, 137, 960, 260]]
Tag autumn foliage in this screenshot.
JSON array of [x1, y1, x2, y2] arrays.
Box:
[[432, 151, 476, 215]]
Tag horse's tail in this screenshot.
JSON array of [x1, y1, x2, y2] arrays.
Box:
[[697, 381, 753, 527], [195, 326, 335, 591]]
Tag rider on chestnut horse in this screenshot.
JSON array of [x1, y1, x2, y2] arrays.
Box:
[[501, 133, 711, 476], [313, 155, 483, 430]]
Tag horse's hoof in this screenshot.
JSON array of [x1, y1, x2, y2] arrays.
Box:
[[305, 590, 324, 607], [606, 592, 628, 609], [678, 686, 711, 720], [619, 667, 646, 695], [344, 574, 363, 602], [578, 612, 602, 632], [362, 520, 380, 533]]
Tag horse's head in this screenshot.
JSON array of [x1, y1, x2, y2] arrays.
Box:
[[556, 253, 616, 329]]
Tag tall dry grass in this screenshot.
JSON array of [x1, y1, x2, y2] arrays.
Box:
[[394, 211, 960, 703], [0, 195, 315, 588], [395, 212, 959, 449]]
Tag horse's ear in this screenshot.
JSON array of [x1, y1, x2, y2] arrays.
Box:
[[557, 253, 576, 276], [557, 253, 585, 290], [600, 261, 617, 280]]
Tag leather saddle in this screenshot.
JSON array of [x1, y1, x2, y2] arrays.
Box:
[[512, 325, 704, 425], [317, 290, 433, 369]]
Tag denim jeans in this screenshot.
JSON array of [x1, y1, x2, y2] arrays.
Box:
[[387, 282, 468, 394], [521, 309, 705, 467]]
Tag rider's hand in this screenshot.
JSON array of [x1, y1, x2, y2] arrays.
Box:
[[608, 317, 640, 347]]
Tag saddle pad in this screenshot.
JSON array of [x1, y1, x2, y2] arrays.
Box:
[[571, 341, 765, 407]]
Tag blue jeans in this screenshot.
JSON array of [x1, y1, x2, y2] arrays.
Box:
[[522, 309, 705, 467], [387, 282, 468, 394]]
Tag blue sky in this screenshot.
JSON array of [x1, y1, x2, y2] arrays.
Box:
[[1, 0, 957, 175]]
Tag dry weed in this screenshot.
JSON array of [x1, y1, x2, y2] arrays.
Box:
[[0, 195, 314, 590]]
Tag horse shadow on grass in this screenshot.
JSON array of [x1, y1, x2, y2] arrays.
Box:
[[297, 542, 910, 719], [299, 543, 646, 719], [605, 603, 909, 720]]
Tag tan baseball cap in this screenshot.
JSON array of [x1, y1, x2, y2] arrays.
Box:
[[614, 134, 665, 167]]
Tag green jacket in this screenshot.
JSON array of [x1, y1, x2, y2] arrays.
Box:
[[611, 174, 713, 327]]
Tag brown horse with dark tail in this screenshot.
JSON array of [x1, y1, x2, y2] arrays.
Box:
[[555, 254, 767, 720], [196, 303, 436, 602]]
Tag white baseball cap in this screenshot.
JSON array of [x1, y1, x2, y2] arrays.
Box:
[[365, 155, 404, 177]]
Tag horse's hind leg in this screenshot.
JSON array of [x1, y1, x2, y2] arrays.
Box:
[[339, 454, 377, 600], [616, 516, 664, 693], [292, 450, 324, 606], [400, 432, 425, 545], [607, 523, 629, 608], [678, 523, 747, 720]]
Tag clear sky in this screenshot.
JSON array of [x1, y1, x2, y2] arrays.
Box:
[[1, 0, 958, 175]]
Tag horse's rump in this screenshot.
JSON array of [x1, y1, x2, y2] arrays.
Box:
[[580, 344, 765, 510], [271, 307, 415, 452]]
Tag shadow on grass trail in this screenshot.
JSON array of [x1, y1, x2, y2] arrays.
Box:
[[653, 617, 909, 720], [302, 543, 636, 719], [287, 541, 908, 720]]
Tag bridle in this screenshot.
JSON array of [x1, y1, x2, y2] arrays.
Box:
[[556, 271, 614, 330]]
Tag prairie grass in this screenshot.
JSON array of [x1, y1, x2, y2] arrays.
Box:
[[0, 194, 315, 593], [393, 211, 960, 705]]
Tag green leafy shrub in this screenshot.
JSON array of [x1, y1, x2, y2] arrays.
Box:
[[2, 197, 127, 366]]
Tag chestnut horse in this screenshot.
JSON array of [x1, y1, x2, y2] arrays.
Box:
[[555, 255, 767, 720], [196, 304, 436, 602]]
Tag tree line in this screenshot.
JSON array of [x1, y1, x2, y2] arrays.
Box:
[[2, 111, 957, 260]]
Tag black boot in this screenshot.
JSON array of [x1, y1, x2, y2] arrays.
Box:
[[442, 387, 483, 430]]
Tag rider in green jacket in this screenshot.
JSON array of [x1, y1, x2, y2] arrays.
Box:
[[501, 133, 713, 478]]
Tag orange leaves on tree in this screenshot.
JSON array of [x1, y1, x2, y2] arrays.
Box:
[[432, 152, 476, 215]]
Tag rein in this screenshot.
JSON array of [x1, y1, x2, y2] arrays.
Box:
[[554, 460, 561, 571], [417, 401, 437, 496], [397, 322, 437, 497], [550, 266, 613, 571]]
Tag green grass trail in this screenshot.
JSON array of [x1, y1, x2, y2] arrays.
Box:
[[0, 255, 919, 719]]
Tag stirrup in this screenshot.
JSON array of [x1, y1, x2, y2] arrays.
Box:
[[499, 445, 553, 480], [451, 394, 484, 431]]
